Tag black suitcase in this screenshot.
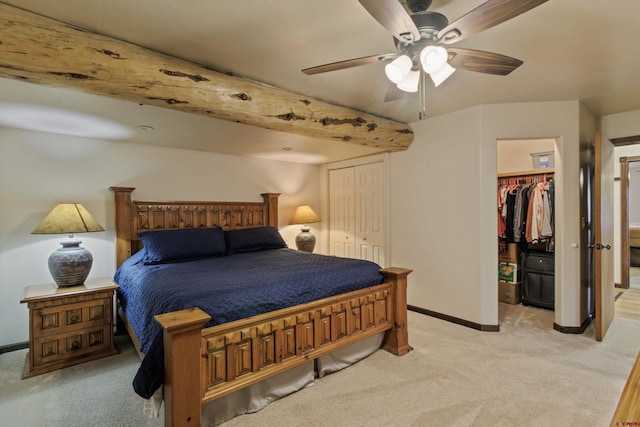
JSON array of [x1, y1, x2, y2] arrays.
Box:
[[521, 252, 555, 309]]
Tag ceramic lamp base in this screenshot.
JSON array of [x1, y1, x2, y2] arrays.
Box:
[[295, 227, 316, 252], [48, 238, 93, 287]]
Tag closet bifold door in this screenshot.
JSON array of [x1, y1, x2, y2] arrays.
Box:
[[328, 162, 386, 265], [354, 163, 385, 265], [329, 167, 356, 259]]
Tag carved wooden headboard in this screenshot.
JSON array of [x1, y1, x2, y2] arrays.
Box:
[[109, 187, 280, 269]]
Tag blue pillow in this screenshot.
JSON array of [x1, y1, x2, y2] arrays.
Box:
[[138, 227, 226, 264], [225, 226, 287, 255]]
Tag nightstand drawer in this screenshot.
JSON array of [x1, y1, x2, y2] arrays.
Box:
[[32, 324, 113, 368], [32, 297, 112, 338]]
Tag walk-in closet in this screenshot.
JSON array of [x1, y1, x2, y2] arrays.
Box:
[[497, 139, 556, 311]]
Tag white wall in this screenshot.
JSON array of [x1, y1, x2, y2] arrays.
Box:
[[601, 109, 640, 283], [497, 139, 555, 174], [391, 101, 587, 328], [390, 107, 484, 323], [0, 127, 321, 346]]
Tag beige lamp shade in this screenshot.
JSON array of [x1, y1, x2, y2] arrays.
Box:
[[290, 205, 320, 253], [289, 205, 320, 225], [32, 203, 104, 287], [32, 203, 105, 234]]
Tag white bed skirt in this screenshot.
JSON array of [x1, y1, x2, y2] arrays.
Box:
[[201, 360, 315, 426], [315, 332, 384, 378], [139, 331, 384, 425]]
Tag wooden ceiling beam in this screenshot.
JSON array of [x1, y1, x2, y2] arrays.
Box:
[[0, 4, 413, 151]]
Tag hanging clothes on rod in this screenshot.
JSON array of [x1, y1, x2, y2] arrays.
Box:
[[498, 171, 554, 253]]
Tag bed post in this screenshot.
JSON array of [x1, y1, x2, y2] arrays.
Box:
[[261, 193, 280, 227], [156, 308, 211, 427], [109, 186, 135, 269], [380, 267, 413, 356]]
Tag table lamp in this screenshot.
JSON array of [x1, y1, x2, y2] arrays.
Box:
[[289, 205, 320, 252], [32, 203, 105, 287]]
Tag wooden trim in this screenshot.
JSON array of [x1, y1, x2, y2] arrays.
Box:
[[610, 351, 640, 425], [408, 305, 500, 332], [620, 155, 640, 289], [610, 135, 640, 146], [621, 160, 630, 289], [553, 315, 593, 334], [0, 3, 413, 151]]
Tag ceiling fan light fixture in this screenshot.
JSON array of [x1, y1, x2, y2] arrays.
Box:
[[419, 45, 448, 74], [384, 55, 413, 84], [396, 69, 420, 92], [429, 63, 456, 87]]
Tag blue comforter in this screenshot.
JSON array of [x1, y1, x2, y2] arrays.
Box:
[[114, 248, 383, 398]]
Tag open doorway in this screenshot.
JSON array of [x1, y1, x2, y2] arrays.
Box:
[[497, 139, 556, 313], [620, 156, 640, 289]]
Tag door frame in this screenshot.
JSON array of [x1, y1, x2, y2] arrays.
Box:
[[619, 155, 640, 288]]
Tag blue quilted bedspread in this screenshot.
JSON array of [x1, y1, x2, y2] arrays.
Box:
[[114, 248, 383, 398]]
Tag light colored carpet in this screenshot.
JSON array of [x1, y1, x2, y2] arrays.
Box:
[[2, 303, 639, 427], [0, 333, 163, 427]]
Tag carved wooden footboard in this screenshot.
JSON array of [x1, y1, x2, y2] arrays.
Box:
[[156, 268, 411, 427], [109, 187, 412, 427]]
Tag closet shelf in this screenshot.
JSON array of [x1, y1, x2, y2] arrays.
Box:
[[497, 168, 554, 178]]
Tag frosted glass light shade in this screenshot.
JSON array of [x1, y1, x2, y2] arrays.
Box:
[[396, 70, 420, 92], [384, 55, 412, 84], [419, 46, 448, 74], [429, 63, 456, 87]]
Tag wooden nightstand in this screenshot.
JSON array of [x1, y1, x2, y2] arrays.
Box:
[[20, 277, 119, 379]]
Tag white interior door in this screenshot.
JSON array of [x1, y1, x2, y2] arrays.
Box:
[[329, 167, 355, 258], [354, 162, 385, 265]]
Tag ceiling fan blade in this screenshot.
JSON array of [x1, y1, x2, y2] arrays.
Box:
[[302, 53, 396, 75], [447, 48, 523, 76], [358, 0, 420, 42], [437, 0, 549, 44]]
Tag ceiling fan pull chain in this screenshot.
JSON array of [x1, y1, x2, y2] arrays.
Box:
[[418, 69, 427, 120]]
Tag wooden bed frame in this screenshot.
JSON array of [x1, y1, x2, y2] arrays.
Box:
[[110, 187, 412, 427]]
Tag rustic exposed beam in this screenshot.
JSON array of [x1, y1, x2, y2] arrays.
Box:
[[0, 3, 413, 151]]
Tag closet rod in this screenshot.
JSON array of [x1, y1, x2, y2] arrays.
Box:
[[497, 168, 554, 178]]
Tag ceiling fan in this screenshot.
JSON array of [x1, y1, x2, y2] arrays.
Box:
[[302, 0, 549, 119]]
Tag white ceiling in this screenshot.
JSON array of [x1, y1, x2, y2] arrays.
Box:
[[2, 0, 640, 164]]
